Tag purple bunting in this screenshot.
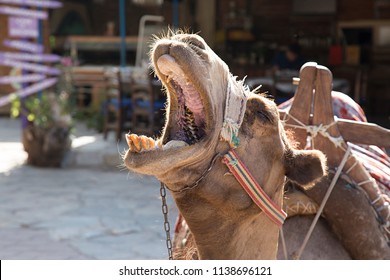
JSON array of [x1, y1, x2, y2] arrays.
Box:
[[3, 39, 44, 53], [0, 0, 63, 9], [8, 16, 38, 38], [0, 52, 61, 63], [0, 5, 48, 19], [0, 78, 58, 107], [0, 58, 61, 75], [0, 74, 46, 84]]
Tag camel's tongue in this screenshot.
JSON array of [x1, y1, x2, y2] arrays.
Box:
[[163, 140, 188, 150]]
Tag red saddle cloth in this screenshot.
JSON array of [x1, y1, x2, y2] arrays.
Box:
[[279, 91, 390, 201]]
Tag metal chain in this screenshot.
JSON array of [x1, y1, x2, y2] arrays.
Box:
[[160, 182, 173, 260], [158, 152, 224, 259], [164, 152, 223, 193]]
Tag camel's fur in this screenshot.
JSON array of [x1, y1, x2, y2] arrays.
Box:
[[124, 32, 327, 259]]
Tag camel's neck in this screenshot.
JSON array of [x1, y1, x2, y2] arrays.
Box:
[[194, 212, 281, 259], [173, 175, 284, 259]]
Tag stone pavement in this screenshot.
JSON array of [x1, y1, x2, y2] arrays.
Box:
[[0, 117, 178, 260]]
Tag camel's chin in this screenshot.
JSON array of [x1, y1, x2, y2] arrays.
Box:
[[123, 136, 209, 176]]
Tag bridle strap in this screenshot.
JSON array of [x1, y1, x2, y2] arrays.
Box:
[[222, 149, 287, 227]]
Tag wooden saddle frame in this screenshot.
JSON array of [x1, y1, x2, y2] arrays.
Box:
[[279, 62, 390, 259]]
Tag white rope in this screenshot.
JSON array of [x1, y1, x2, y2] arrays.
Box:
[[345, 160, 359, 174], [371, 195, 383, 205], [357, 178, 374, 187], [285, 201, 318, 215], [284, 113, 345, 150], [375, 201, 389, 212], [293, 145, 352, 260], [352, 164, 390, 242], [279, 228, 289, 260]]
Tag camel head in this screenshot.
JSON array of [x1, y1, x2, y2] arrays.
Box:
[[123, 32, 327, 259]]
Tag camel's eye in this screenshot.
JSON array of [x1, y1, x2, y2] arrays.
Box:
[[256, 110, 272, 123]]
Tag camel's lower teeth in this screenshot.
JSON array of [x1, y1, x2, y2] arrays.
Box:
[[184, 107, 199, 143]]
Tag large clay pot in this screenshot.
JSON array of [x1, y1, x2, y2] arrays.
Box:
[[22, 124, 72, 167]]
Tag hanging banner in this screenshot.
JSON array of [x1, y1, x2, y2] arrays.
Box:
[[3, 39, 44, 53], [0, 0, 63, 9], [0, 52, 61, 63], [0, 6, 48, 20], [8, 16, 39, 38], [0, 74, 46, 84], [0, 58, 61, 75], [0, 78, 58, 107]]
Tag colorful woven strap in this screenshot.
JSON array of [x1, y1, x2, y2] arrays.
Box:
[[222, 150, 287, 227]]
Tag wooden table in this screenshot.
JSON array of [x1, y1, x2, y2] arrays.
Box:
[[62, 36, 140, 62]]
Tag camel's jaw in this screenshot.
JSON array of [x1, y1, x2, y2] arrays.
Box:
[[124, 34, 223, 178]]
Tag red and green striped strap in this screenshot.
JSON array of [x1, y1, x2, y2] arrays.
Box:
[[222, 150, 287, 227]]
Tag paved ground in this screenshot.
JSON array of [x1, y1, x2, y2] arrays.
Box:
[[0, 117, 178, 260]]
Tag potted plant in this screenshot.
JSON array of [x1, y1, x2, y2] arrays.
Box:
[[11, 91, 73, 167]]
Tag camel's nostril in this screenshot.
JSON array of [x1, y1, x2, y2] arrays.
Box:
[[189, 40, 206, 50], [171, 34, 206, 50], [187, 38, 206, 50]]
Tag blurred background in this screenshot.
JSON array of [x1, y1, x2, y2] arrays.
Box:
[[1, 0, 390, 130], [0, 0, 389, 260]]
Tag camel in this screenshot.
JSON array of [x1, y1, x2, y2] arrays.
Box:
[[124, 32, 390, 259], [123, 32, 328, 259], [171, 64, 390, 260]]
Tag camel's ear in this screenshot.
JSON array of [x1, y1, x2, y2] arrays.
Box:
[[284, 149, 327, 189]]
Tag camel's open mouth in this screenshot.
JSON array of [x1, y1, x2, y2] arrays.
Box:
[[124, 35, 216, 170], [157, 53, 208, 147]]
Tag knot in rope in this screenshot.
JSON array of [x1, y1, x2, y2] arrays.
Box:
[[283, 113, 345, 149]]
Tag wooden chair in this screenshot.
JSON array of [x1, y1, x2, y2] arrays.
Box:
[[102, 67, 131, 142], [129, 15, 165, 137], [130, 69, 164, 136], [70, 66, 106, 109], [102, 15, 166, 141]]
